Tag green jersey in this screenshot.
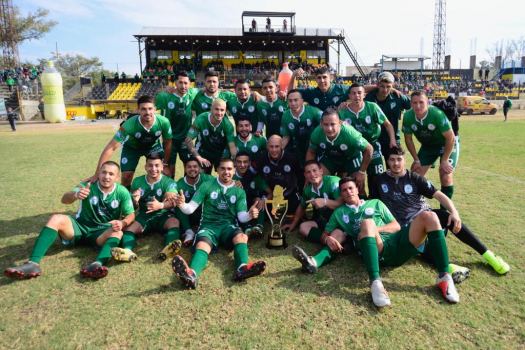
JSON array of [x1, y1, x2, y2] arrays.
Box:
[[308, 124, 368, 161], [114, 114, 173, 150], [227, 95, 258, 130], [326, 199, 395, 245], [297, 84, 350, 111], [191, 179, 248, 227], [176, 173, 216, 203], [339, 101, 387, 143], [280, 104, 323, 160], [257, 96, 288, 137], [232, 134, 267, 161], [187, 112, 235, 157], [233, 171, 269, 199], [402, 105, 452, 147], [155, 88, 200, 140], [192, 90, 236, 116], [130, 174, 178, 216], [300, 175, 341, 221], [72, 182, 134, 227]]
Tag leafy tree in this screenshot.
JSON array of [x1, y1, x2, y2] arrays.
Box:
[[0, 7, 57, 46]]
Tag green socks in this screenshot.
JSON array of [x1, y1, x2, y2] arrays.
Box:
[[441, 185, 454, 200], [165, 227, 181, 246], [313, 246, 336, 268], [121, 231, 136, 250], [190, 249, 209, 277], [307, 227, 323, 243], [175, 207, 191, 233], [29, 227, 59, 264], [256, 212, 265, 226], [95, 237, 121, 265], [427, 230, 450, 274], [359, 237, 380, 281], [233, 243, 249, 269]]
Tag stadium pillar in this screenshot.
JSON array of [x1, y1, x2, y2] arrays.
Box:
[[469, 55, 476, 70]]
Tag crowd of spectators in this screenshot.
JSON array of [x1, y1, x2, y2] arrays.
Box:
[[1, 65, 43, 97]]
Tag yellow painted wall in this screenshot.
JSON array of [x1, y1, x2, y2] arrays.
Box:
[[502, 74, 513, 81]]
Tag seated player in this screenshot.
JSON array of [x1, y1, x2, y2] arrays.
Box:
[[371, 146, 510, 279], [4, 161, 135, 280], [233, 151, 272, 238], [185, 99, 237, 174], [172, 158, 267, 289], [282, 160, 343, 245], [174, 157, 216, 246], [292, 177, 460, 307], [111, 153, 182, 262], [306, 108, 373, 193]]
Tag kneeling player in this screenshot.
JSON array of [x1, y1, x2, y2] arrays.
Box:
[[172, 158, 267, 289], [111, 153, 182, 262], [4, 162, 135, 280], [282, 160, 343, 245], [292, 177, 459, 307]]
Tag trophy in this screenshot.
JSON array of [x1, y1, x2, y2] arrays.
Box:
[[265, 185, 288, 250]]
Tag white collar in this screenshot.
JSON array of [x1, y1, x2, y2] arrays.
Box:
[[217, 178, 234, 192], [138, 115, 156, 132], [345, 199, 365, 213], [291, 105, 305, 121], [97, 182, 117, 200], [145, 174, 162, 189]]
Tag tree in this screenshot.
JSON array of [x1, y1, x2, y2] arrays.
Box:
[[50, 52, 104, 78], [485, 36, 525, 65], [0, 7, 57, 46]]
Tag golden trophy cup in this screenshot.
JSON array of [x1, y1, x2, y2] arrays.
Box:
[[265, 185, 288, 250]]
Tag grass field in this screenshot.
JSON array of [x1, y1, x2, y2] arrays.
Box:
[[0, 113, 524, 349]]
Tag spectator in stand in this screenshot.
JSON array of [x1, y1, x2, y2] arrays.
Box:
[[121, 72, 127, 80], [266, 17, 271, 31], [7, 107, 17, 132], [101, 72, 106, 84], [6, 76, 14, 92], [114, 72, 119, 83], [283, 19, 287, 32], [252, 18, 257, 32], [485, 69, 489, 81], [134, 73, 140, 83]]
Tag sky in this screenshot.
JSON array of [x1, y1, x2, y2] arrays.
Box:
[[17, 0, 525, 76]]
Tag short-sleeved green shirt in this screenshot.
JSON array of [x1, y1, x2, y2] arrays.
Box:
[[155, 88, 200, 140], [339, 101, 387, 143], [192, 90, 236, 116], [402, 105, 452, 147], [325, 199, 395, 245], [130, 174, 178, 217], [187, 112, 235, 158], [308, 124, 368, 161], [227, 95, 258, 131], [72, 182, 134, 227], [231, 134, 267, 161], [300, 175, 341, 221], [297, 84, 350, 111], [191, 178, 248, 227], [257, 96, 288, 137], [281, 104, 323, 161], [113, 114, 173, 150], [176, 173, 216, 203], [364, 89, 411, 144]]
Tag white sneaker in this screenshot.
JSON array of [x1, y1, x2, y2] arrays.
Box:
[[370, 279, 391, 308], [183, 230, 195, 246], [436, 273, 460, 303]]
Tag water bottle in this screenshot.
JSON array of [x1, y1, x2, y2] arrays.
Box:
[[277, 62, 292, 93], [41, 61, 66, 123]]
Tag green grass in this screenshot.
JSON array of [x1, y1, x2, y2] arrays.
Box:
[[0, 116, 524, 349]]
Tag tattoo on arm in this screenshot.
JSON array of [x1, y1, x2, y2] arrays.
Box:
[[185, 136, 199, 157]]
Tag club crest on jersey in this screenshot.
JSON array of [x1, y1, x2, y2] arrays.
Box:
[[263, 166, 270, 174], [365, 116, 372, 124], [184, 190, 190, 198], [155, 131, 162, 137], [201, 102, 208, 109], [345, 118, 352, 124], [441, 119, 447, 126], [343, 214, 350, 223], [121, 157, 128, 164], [333, 96, 339, 103], [289, 123, 295, 130], [210, 191, 218, 199], [278, 105, 284, 112], [390, 102, 396, 109], [382, 184, 388, 193], [306, 118, 312, 126], [365, 208, 374, 215], [230, 195, 236, 203], [320, 142, 326, 149], [111, 200, 119, 209], [356, 140, 363, 147], [139, 188, 145, 196], [135, 132, 141, 138], [250, 181, 256, 189], [168, 102, 175, 109], [427, 180, 433, 189], [248, 105, 255, 113], [156, 189, 162, 196], [232, 107, 237, 113], [284, 165, 291, 172], [340, 144, 348, 151], [428, 124, 435, 130], [411, 125, 417, 131], [313, 98, 320, 105], [262, 109, 267, 116], [90, 196, 99, 205], [251, 145, 258, 153], [404, 184, 413, 194], [203, 129, 209, 136], [323, 192, 329, 199]]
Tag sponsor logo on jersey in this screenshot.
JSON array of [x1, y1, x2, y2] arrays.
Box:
[[411, 124, 417, 131], [156, 189, 163, 196], [90, 196, 99, 205], [382, 184, 388, 193], [248, 105, 255, 113], [289, 123, 295, 130], [340, 144, 348, 151], [262, 109, 268, 116], [364, 207, 374, 215], [333, 96, 339, 103], [135, 132, 142, 138], [155, 131, 162, 137], [263, 166, 270, 174], [428, 124, 435, 130], [168, 101, 175, 109], [111, 199, 119, 209], [343, 214, 350, 223], [121, 157, 128, 164], [313, 98, 320, 105], [278, 105, 284, 112], [251, 145, 258, 153], [404, 184, 413, 194], [320, 142, 326, 149], [365, 116, 372, 124], [230, 195, 237, 203], [284, 165, 291, 172], [201, 102, 208, 109], [390, 102, 396, 109], [203, 129, 209, 136], [210, 191, 218, 199], [232, 107, 237, 114]]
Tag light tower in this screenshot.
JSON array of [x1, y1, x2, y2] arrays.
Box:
[[0, 0, 19, 68], [432, 0, 446, 77]]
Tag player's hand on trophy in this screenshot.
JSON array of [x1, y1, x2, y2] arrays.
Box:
[[249, 201, 260, 219]]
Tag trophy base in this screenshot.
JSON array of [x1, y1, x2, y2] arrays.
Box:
[[266, 235, 288, 250]]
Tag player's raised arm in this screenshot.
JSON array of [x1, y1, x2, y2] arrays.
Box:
[[88, 139, 121, 183]]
